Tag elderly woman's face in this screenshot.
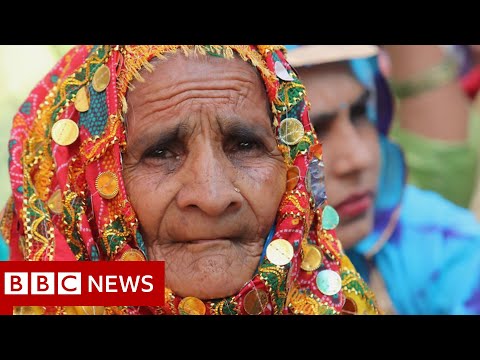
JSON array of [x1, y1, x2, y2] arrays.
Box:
[[122, 54, 286, 299]]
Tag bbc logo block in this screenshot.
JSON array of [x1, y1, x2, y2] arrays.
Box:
[[0, 261, 165, 314], [4, 272, 82, 295]]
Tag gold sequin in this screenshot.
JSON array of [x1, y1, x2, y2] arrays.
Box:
[[300, 244, 323, 272], [309, 143, 322, 159], [74, 306, 105, 315], [243, 289, 269, 315], [95, 171, 119, 199], [178, 297, 206, 315], [74, 86, 90, 112], [266, 239, 294, 266], [63, 306, 78, 315], [13, 306, 45, 315], [120, 249, 146, 261], [92, 64, 111, 92], [47, 189, 63, 215], [279, 118, 304, 146], [286, 166, 300, 191], [51, 119, 79, 146]]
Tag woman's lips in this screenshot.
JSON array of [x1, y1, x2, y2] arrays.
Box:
[[186, 239, 230, 244], [334, 192, 374, 221], [183, 239, 233, 251]]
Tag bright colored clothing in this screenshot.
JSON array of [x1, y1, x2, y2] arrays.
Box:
[[349, 185, 480, 314], [287, 45, 480, 315], [349, 54, 480, 314], [0, 45, 378, 315], [390, 124, 477, 208], [0, 234, 8, 260]]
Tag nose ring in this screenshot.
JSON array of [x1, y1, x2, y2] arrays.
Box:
[[234, 187, 241, 193]]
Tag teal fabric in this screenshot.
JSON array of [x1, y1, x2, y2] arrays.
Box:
[[348, 185, 480, 314], [0, 233, 8, 260], [348, 56, 480, 314]]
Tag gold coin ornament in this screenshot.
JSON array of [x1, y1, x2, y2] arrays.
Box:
[[74, 306, 105, 315], [279, 118, 305, 146], [51, 119, 79, 146], [95, 171, 119, 199], [120, 249, 146, 261], [178, 297, 206, 315], [266, 239, 294, 266], [92, 64, 111, 92], [316, 269, 342, 296], [74, 86, 90, 112], [300, 244, 323, 271], [47, 189, 63, 215], [243, 289, 269, 315]]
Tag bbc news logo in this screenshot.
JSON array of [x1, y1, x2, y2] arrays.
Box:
[[0, 261, 165, 315], [5, 273, 154, 295]]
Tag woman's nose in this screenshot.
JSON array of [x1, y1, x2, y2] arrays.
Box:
[[176, 146, 242, 217]]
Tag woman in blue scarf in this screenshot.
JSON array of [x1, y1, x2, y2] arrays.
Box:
[[286, 45, 480, 314]]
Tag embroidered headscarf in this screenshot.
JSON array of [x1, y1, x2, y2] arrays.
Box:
[[1, 45, 379, 315]]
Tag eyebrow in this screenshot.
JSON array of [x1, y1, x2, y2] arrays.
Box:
[[219, 117, 274, 142], [139, 120, 191, 156], [311, 88, 371, 125], [138, 115, 274, 155]]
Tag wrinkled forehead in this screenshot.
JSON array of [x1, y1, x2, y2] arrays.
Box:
[[126, 52, 270, 113], [125, 52, 270, 111], [123, 51, 274, 135], [134, 51, 265, 88], [298, 61, 366, 110]]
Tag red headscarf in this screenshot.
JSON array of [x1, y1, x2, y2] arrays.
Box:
[[1, 45, 379, 315]]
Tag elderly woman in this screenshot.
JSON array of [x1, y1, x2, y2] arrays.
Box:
[[0, 45, 379, 315]]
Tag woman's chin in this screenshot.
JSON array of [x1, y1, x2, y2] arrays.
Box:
[[161, 242, 261, 299], [168, 281, 242, 300]]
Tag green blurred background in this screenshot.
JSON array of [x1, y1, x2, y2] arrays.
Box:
[[0, 45, 72, 207]]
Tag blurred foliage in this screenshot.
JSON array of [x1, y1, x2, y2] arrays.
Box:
[[0, 45, 72, 207]]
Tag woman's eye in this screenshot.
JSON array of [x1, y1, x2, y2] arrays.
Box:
[[238, 141, 256, 150], [350, 104, 368, 123], [226, 139, 266, 161], [149, 149, 174, 159], [313, 122, 332, 140], [153, 149, 166, 157], [235, 140, 266, 154]]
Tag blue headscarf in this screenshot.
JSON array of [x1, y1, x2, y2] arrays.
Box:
[[349, 55, 406, 255], [286, 46, 480, 314], [285, 45, 406, 256]]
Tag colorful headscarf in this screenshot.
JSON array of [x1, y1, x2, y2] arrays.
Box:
[[1, 45, 379, 315]]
